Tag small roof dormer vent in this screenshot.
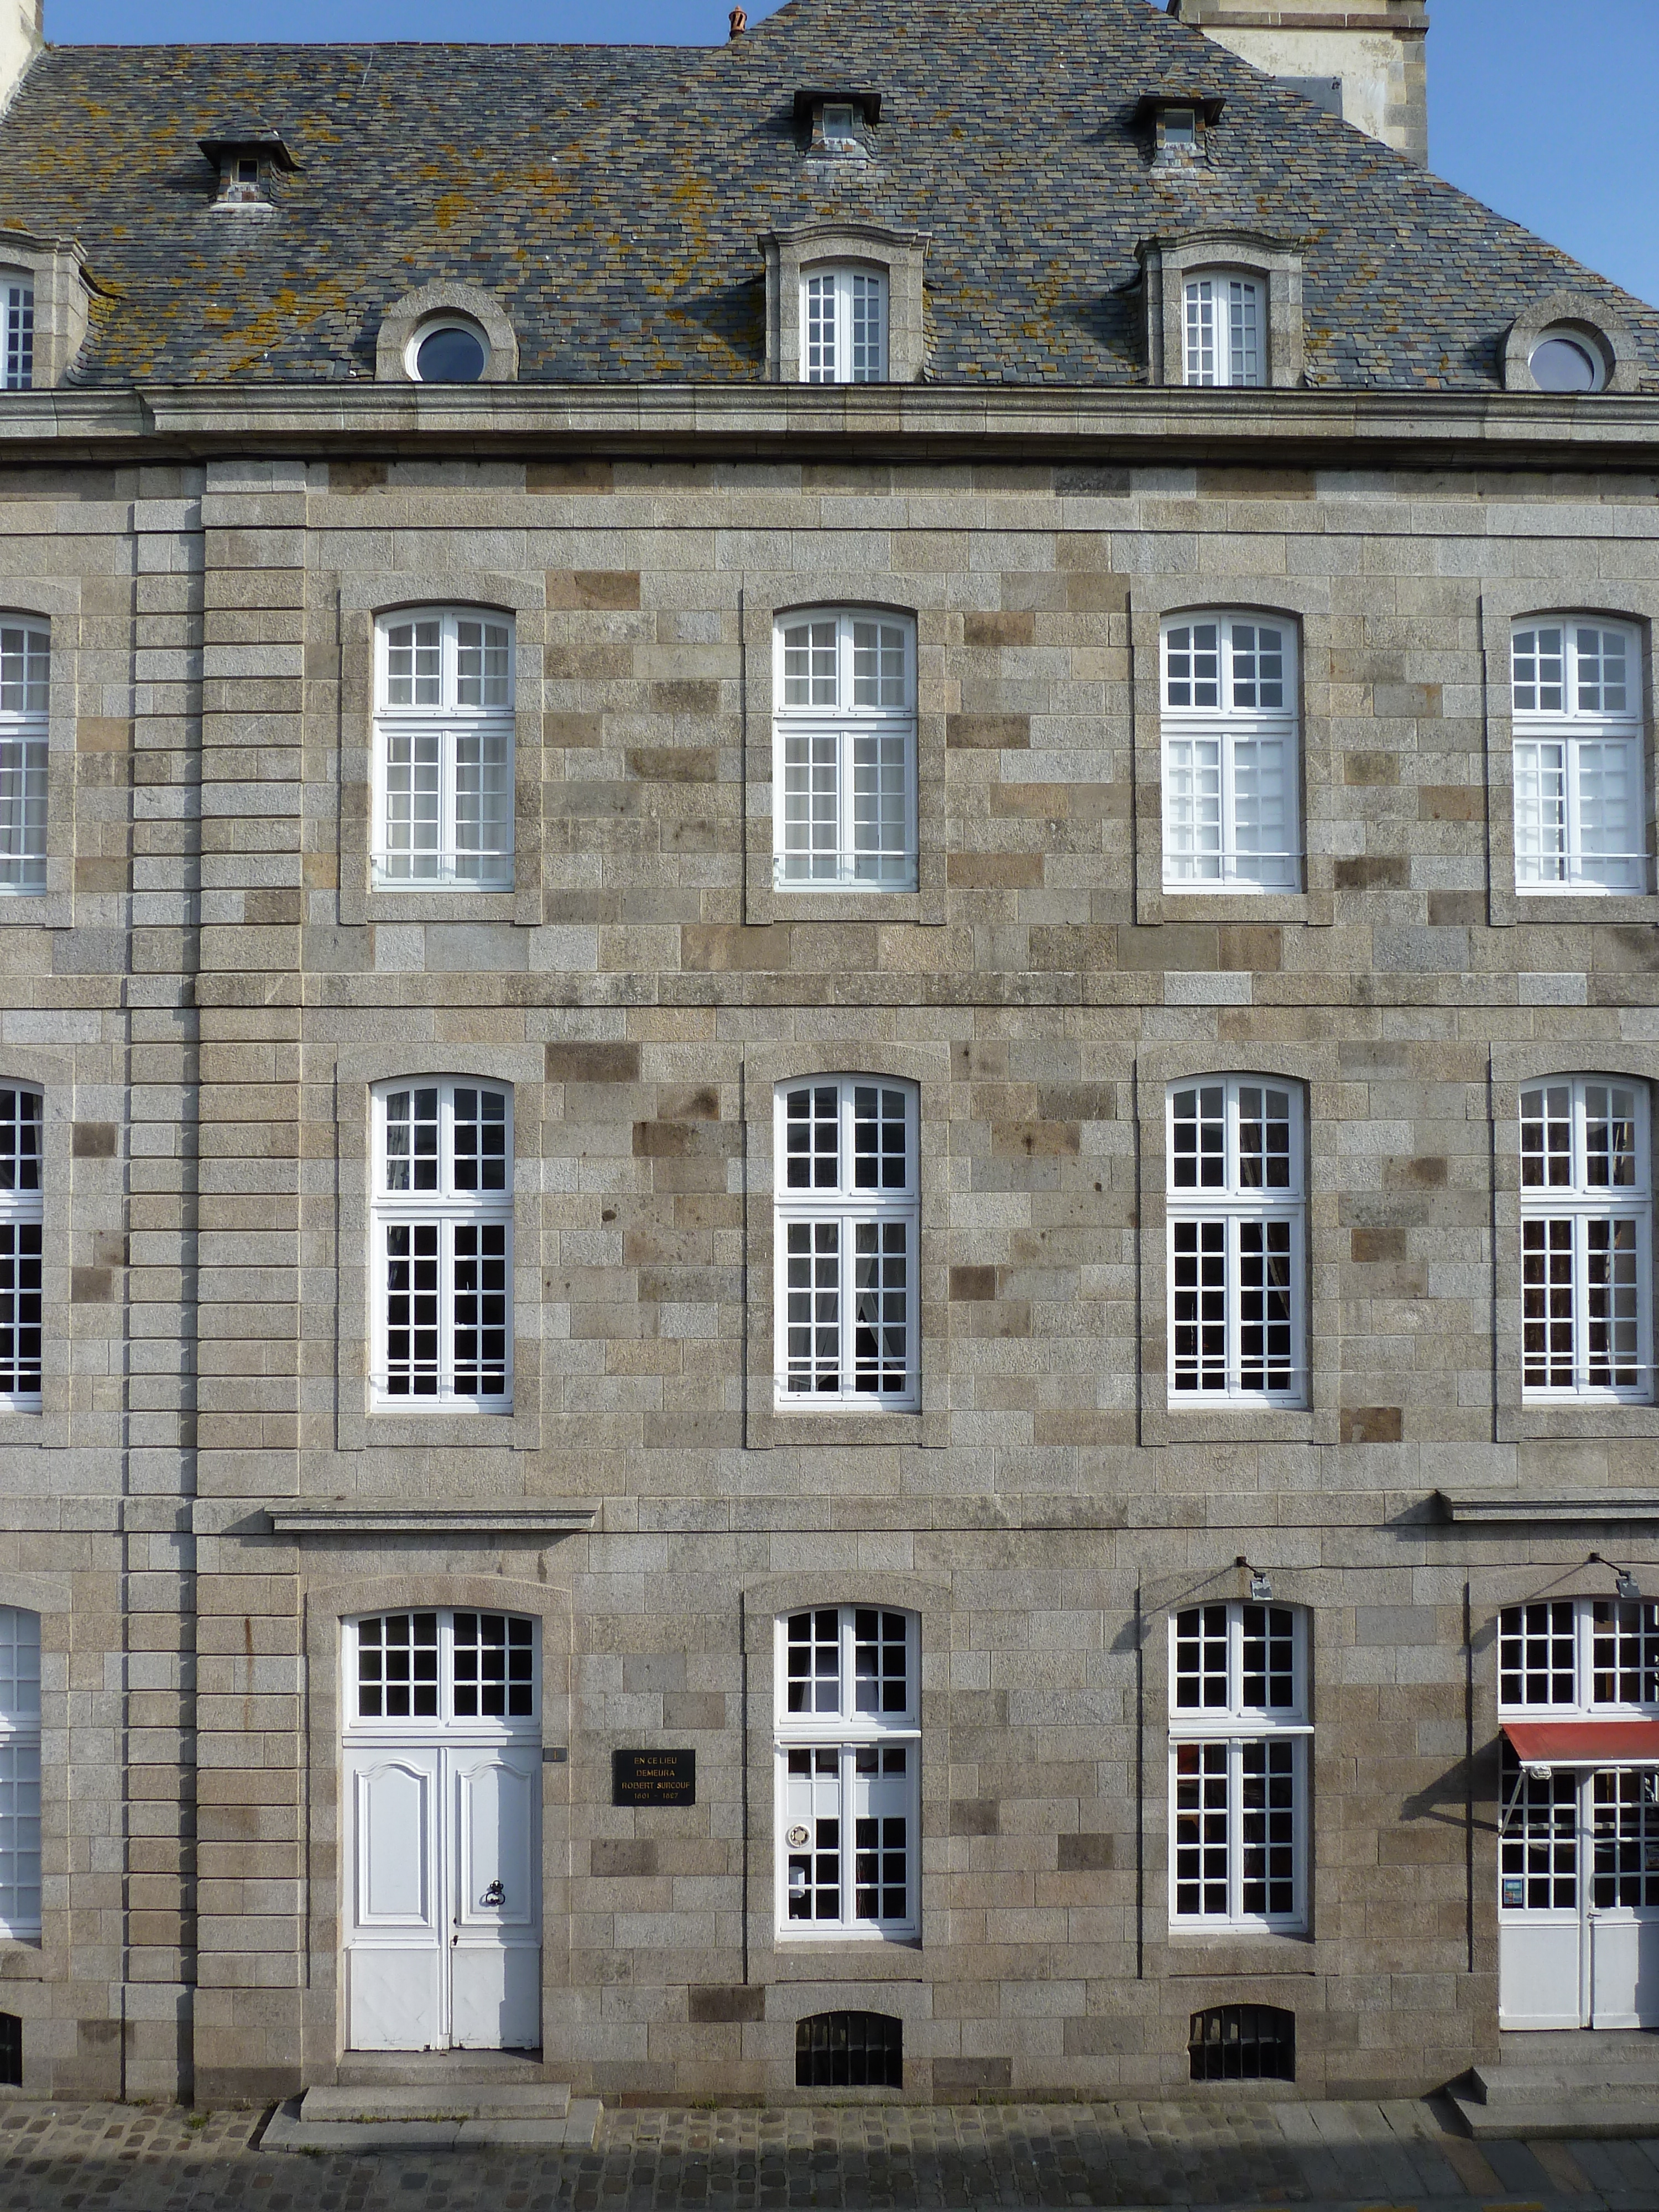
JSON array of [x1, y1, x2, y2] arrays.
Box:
[[200, 129, 296, 210], [794, 87, 881, 158], [1134, 91, 1224, 168]]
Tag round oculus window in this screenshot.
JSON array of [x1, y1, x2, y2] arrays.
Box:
[[1528, 330, 1604, 394], [413, 322, 488, 384]]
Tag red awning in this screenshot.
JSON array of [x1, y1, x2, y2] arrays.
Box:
[[1504, 1719, 1659, 1769]]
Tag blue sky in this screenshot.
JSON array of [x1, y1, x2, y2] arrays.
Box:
[[41, 0, 1659, 310]]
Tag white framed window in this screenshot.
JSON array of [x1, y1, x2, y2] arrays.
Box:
[[371, 1079, 512, 1411], [1162, 614, 1300, 889], [1512, 620, 1645, 893], [0, 1608, 39, 1939], [0, 622, 48, 896], [1, 285, 32, 394], [1170, 1601, 1308, 1932], [1520, 1077, 1651, 1401], [1167, 1077, 1306, 1407], [0, 1087, 41, 1412], [774, 1077, 919, 1411], [774, 609, 917, 890], [346, 1608, 538, 1728], [801, 265, 886, 382], [1, 285, 32, 393], [775, 1605, 919, 1939], [373, 608, 513, 889], [1183, 273, 1264, 387]]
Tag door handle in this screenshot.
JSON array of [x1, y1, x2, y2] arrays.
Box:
[[481, 1879, 505, 1907]]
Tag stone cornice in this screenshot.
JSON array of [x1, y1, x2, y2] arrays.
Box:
[[0, 382, 1651, 468]]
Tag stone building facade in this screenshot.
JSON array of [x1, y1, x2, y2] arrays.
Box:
[[0, 0, 1651, 2115]]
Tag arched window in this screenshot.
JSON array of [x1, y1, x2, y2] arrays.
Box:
[[1520, 1076, 1651, 1400], [775, 1605, 919, 1938], [801, 265, 886, 382], [774, 1076, 919, 1410], [0, 621, 48, 895], [1183, 273, 1264, 387], [0, 1607, 40, 1940], [1167, 1077, 1306, 1406], [1161, 614, 1300, 889], [1170, 1601, 1308, 1932], [773, 609, 917, 890], [0, 1086, 41, 1410], [1512, 619, 1645, 893], [371, 1079, 512, 1410], [373, 608, 513, 889]]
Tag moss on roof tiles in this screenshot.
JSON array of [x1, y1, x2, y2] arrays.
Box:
[[0, 0, 1652, 389]]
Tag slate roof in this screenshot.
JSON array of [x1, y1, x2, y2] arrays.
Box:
[[0, 0, 1653, 391]]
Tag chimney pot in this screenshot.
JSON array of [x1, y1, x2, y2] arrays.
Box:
[[728, 6, 746, 35]]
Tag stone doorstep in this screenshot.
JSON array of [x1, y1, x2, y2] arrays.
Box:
[[1449, 2085, 1659, 2138], [301, 2083, 572, 2121], [260, 2094, 602, 2153]]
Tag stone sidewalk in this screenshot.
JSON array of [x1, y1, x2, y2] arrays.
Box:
[[5, 2093, 1659, 2210]]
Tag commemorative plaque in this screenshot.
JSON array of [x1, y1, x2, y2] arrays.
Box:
[[612, 1747, 696, 1807]]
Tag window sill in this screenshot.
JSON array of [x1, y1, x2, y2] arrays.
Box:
[[1143, 887, 1332, 929], [1159, 1928, 1317, 1978], [364, 887, 522, 924], [1142, 1401, 1329, 1449], [746, 1404, 942, 1451], [1500, 1399, 1659, 1444], [337, 1404, 540, 1453], [765, 1937, 925, 1979], [1495, 889, 1657, 928], [745, 884, 942, 927]]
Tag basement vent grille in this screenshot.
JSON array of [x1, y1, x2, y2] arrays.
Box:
[[0, 2011, 20, 2088], [1188, 2004, 1295, 2083], [795, 2010, 902, 2089]]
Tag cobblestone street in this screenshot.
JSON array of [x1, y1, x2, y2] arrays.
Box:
[[3, 2096, 1659, 2212]]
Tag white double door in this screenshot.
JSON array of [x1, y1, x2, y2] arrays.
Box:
[[1501, 1766, 1659, 2030], [346, 1732, 541, 2051]]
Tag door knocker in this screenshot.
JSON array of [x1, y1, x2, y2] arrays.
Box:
[[481, 1878, 505, 1907]]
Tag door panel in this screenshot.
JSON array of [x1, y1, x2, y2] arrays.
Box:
[[1499, 1917, 1583, 2028], [452, 1747, 540, 2050], [348, 1752, 444, 2050]]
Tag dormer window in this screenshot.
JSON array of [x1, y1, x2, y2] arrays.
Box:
[[794, 87, 880, 156], [1135, 92, 1223, 166], [201, 132, 294, 210]]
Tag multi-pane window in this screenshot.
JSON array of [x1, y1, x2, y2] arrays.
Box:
[[0, 1609, 39, 1939], [774, 1076, 919, 1410], [0, 1087, 41, 1409], [1512, 620, 1645, 893], [1, 285, 32, 393], [801, 267, 886, 383], [0, 622, 49, 896], [775, 1605, 919, 1938], [1167, 1077, 1306, 1406], [374, 608, 513, 889], [1520, 1077, 1650, 1400], [773, 609, 917, 890], [1170, 1602, 1308, 1930], [1499, 1598, 1659, 1915], [349, 1609, 537, 1725], [1183, 274, 1264, 387], [371, 1079, 512, 1410], [1162, 615, 1300, 889]]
